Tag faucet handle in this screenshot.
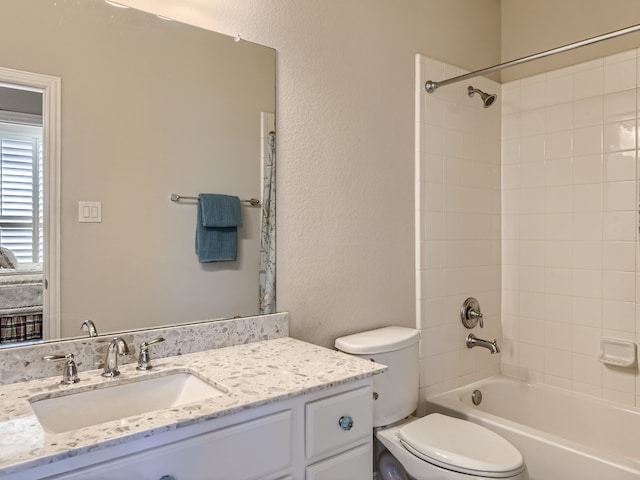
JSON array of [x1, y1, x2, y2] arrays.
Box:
[[137, 337, 166, 371], [461, 297, 484, 329], [44, 353, 80, 384], [468, 308, 484, 328]]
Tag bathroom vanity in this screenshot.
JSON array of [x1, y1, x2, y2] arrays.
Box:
[[0, 337, 385, 479]]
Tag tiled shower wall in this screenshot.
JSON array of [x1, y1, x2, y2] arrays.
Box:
[[418, 49, 640, 408], [415, 55, 502, 405], [502, 49, 640, 406]]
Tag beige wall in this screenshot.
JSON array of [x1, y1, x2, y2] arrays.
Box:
[[501, 0, 640, 82], [116, 0, 502, 348]]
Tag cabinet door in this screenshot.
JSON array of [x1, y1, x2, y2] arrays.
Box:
[[305, 386, 372, 459], [48, 410, 292, 480], [305, 444, 371, 480]]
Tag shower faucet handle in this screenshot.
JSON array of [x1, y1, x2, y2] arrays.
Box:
[[461, 297, 484, 329]]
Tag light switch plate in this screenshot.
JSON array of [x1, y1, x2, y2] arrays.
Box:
[[78, 201, 102, 223]]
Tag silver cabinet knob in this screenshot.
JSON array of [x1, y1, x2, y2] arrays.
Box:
[[338, 415, 354, 431]]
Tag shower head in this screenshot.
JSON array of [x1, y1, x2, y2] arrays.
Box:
[[467, 86, 497, 108]]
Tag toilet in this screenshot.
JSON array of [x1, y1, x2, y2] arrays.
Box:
[[335, 327, 529, 480]]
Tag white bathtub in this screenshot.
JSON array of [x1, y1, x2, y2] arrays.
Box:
[[425, 375, 640, 480]]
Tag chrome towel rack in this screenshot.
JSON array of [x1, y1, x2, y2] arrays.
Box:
[[170, 193, 261, 207]]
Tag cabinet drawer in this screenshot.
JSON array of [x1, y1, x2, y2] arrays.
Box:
[[48, 410, 292, 480], [305, 444, 371, 480], [305, 386, 372, 459]]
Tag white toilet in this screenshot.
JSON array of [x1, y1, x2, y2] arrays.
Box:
[[335, 326, 529, 480]]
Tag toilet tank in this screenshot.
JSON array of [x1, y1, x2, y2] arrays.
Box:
[[335, 327, 420, 428]]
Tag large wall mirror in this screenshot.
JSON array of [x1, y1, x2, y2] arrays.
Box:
[[0, 0, 276, 347]]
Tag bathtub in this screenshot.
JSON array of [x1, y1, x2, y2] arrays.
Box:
[[425, 375, 640, 480]]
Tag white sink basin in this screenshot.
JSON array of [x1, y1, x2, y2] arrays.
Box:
[[30, 372, 227, 433]]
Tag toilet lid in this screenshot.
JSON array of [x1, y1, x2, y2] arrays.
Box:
[[397, 414, 524, 477]]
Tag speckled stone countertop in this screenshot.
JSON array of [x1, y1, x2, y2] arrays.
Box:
[[0, 337, 385, 477]]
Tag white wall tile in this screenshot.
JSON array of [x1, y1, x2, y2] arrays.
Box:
[[602, 300, 636, 333], [545, 131, 573, 160], [573, 97, 603, 128], [603, 90, 637, 123], [604, 181, 636, 211], [545, 213, 572, 241], [573, 212, 603, 241], [602, 270, 635, 302], [573, 64, 603, 100], [572, 241, 603, 270], [604, 211, 636, 241], [546, 73, 573, 106], [604, 58, 636, 94], [521, 108, 546, 135], [572, 184, 602, 212], [573, 125, 603, 156], [572, 269, 602, 298], [545, 268, 572, 296], [602, 242, 635, 271], [572, 296, 602, 328], [545, 103, 572, 132], [603, 120, 636, 152], [545, 294, 572, 323], [573, 154, 603, 184], [604, 151, 636, 181]]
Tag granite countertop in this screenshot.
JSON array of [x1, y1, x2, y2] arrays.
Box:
[[0, 337, 386, 476]]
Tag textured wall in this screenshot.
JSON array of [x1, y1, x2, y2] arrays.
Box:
[[117, 0, 502, 347]]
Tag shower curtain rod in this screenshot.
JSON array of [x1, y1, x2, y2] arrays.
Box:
[[425, 23, 640, 93]]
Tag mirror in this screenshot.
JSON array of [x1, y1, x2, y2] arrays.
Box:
[[0, 0, 276, 346]]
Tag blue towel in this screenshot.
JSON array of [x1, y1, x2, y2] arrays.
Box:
[[195, 194, 243, 262]]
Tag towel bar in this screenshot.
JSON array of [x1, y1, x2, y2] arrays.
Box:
[[170, 193, 260, 207]]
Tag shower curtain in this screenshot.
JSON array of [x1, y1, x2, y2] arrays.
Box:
[[259, 131, 276, 314]]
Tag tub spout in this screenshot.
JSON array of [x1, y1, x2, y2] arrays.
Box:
[[466, 333, 500, 354]]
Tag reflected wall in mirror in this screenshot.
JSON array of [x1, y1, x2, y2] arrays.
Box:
[[0, 0, 276, 346]]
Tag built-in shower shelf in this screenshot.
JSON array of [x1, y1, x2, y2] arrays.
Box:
[[598, 338, 637, 368]]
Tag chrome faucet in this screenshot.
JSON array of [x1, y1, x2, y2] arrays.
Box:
[[80, 319, 98, 337], [102, 336, 130, 377], [466, 333, 500, 354]]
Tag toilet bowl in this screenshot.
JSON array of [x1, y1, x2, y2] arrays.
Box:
[[335, 327, 529, 480], [377, 415, 528, 479]]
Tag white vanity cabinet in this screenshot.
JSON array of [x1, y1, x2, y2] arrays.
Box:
[[304, 386, 373, 479], [11, 379, 373, 480], [48, 410, 294, 480]]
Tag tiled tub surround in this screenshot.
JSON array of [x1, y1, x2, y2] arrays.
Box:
[[0, 336, 385, 477], [0, 313, 288, 385], [418, 48, 640, 409], [502, 49, 640, 405], [415, 54, 503, 402]]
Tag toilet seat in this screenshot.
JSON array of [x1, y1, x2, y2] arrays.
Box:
[[397, 414, 525, 478]]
